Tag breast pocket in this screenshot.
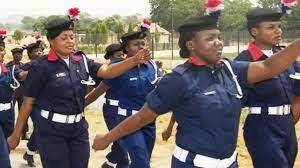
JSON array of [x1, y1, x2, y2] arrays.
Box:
[[50, 72, 70, 89], [121, 75, 139, 96], [186, 84, 232, 127]]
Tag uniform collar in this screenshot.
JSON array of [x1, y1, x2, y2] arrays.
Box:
[[48, 48, 59, 61], [248, 42, 266, 61], [72, 51, 82, 62], [188, 55, 206, 66], [48, 49, 80, 62], [0, 63, 8, 73], [188, 55, 222, 67]]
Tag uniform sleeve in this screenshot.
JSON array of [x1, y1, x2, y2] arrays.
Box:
[[293, 61, 300, 96], [101, 57, 125, 90], [232, 60, 250, 88], [146, 73, 187, 115], [23, 63, 47, 98], [87, 57, 102, 81]]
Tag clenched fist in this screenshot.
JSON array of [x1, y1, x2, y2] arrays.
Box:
[[92, 134, 111, 151]]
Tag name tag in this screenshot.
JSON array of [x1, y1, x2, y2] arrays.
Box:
[[130, 77, 138, 81], [203, 91, 216, 96], [56, 72, 66, 78]]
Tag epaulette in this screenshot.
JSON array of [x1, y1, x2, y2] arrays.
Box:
[[74, 50, 85, 56], [172, 61, 192, 75]]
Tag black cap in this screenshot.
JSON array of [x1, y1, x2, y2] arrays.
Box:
[[177, 15, 218, 32], [11, 47, 24, 54], [120, 31, 146, 46], [247, 8, 282, 30], [45, 17, 74, 39], [104, 43, 122, 60], [26, 42, 41, 52]]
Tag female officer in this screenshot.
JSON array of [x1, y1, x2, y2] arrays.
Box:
[[7, 12, 151, 168], [0, 29, 27, 168], [85, 43, 129, 168], [7, 46, 28, 140], [92, 14, 300, 168], [234, 8, 299, 168], [21, 41, 44, 167], [96, 24, 161, 168]]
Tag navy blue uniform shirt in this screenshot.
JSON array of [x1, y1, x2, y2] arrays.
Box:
[[103, 57, 124, 101], [146, 57, 249, 159], [0, 63, 21, 102], [23, 49, 101, 115], [235, 42, 300, 107], [104, 58, 159, 111]]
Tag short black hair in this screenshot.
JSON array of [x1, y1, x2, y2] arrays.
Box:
[[104, 43, 122, 60]]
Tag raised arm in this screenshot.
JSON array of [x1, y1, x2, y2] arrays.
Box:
[[247, 39, 300, 84], [98, 48, 151, 79], [92, 104, 158, 150]]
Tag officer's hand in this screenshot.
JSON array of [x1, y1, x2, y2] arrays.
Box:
[[134, 48, 151, 64], [162, 128, 172, 141], [7, 134, 21, 150], [92, 134, 111, 151]]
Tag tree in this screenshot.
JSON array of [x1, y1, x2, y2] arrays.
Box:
[[123, 14, 140, 25], [127, 22, 135, 33], [219, 0, 252, 31], [13, 29, 24, 43], [257, 0, 279, 8], [77, 12, 95, 30], [32, 16, 48, 35], [150, 0, 205, 31], [21, 16, 36, 30], [284, 5, 300, 29], [85, 28, 93, 46], [97, 21, 109, 45], [90, 21, 109, 56], [115, 21, 125, 40]]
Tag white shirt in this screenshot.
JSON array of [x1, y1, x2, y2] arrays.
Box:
[[262, 49, 274, 57], [63, 57, 70, 67]]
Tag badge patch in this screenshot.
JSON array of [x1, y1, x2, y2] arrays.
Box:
[[203, 91, 216, 96], [130, 77, 138, 81], [56, 72, 66, 78]]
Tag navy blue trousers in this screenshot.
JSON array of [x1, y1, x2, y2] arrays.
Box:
[[103, 104, 129, 168], [0, 107, 14, 168], [35, 111, 90, 168], [118, 113, 156, 168], [26, 106, 39, 153], [243, 114, 298, 168]]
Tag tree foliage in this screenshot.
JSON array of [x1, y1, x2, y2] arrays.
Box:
[[13, 29, 24, 43]]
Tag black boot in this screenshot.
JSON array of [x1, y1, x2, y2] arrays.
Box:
[[23, 152, 35, 167], [101, 162, 114, 168]]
